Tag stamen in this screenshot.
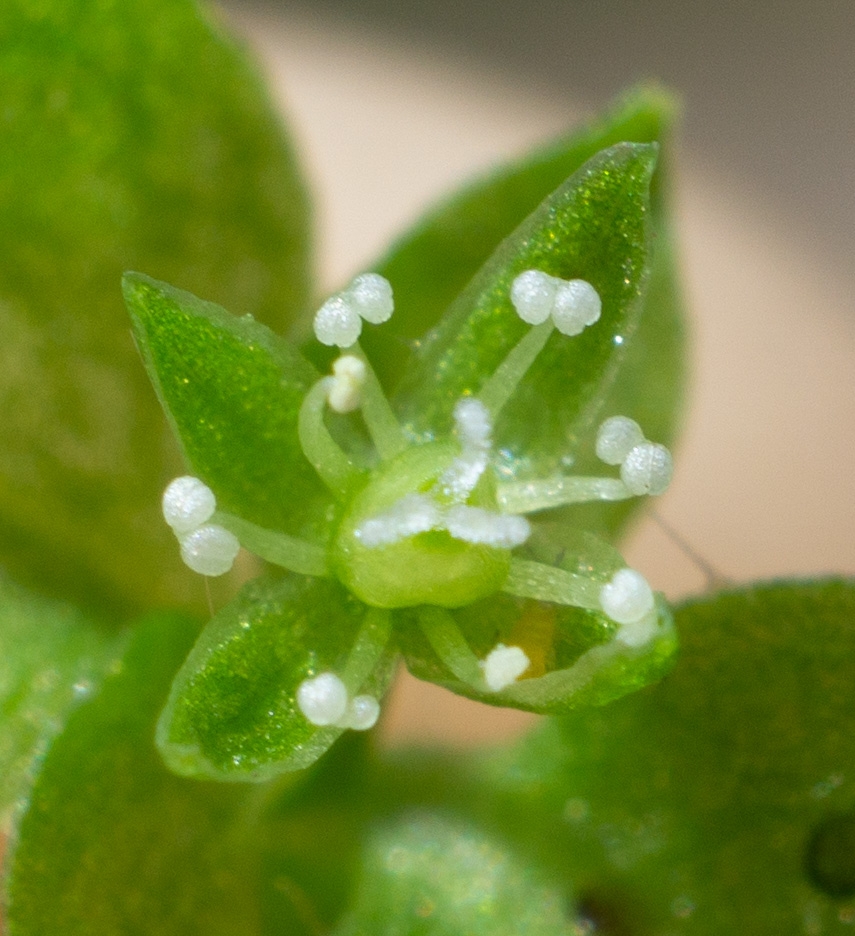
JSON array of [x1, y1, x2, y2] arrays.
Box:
[[480, 643, 530, 692], [349, 273, 394, 324], [213, 512, 329, 577], [503, 558, 603, 609], [418, 606, 486, 688], [599, 568, 654, 624], [496, 475, 632, 514], [595, 416, 645, 466], [327, 354, 366, 414], [179, 524, 240, 577], [313, 294, 361, 348], [296, 672, 349, 726], [162, 476, 216, 535], [620, 441, 673, 496], [355, 493, 441, 547], [298, 379, 362, 498], [551, 279, 602, 335], [351, 342, 408, 461], [337, 694, 381, 731], [444, 505, 530, 548]]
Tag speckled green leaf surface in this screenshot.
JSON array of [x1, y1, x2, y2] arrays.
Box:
[[395, 143, 657, 479], [478, 579, 855, 934], [0, 0, 311, 616], [3, 613, 265, 936], [333, 813, 575, 936], [124, 273, 329, 540], [158, 575, 395, 781], [0, 577, 127, 818]]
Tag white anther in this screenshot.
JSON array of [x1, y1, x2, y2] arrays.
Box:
[[178, 524, 240, 577], [349, 273, 394, 325], [444, 505, 531, 548], [337, 694, 381, 731], [616, 616, 658, 648], [595, 416, 645, 466], [327, 355, 367, 413], [355, 494, 442, 548], [162, 476, 216, 535], [620, 441, 673, 496], [296, 672, 349, 727], [599, 568, 655, 625], [313, 294, 362, 348], [551, 279, 602, 335], [510, 270, 556, 325], [480, 643, 530, 692]]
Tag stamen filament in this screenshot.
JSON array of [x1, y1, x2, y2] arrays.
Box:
[[496, 476, 633, 514], [298, 379, 363, 498], [352, 342, 408, 461], [341, 608, 393, 690], [418, 606, 487, 689], [213, 512, 329, 577], [477, 321, 553, 419], [503, 558, 603, 610]]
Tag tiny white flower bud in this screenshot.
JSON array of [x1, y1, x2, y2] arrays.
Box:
[[349, 273, 394, 324], [327, 355, 367, 413], [620, 441, 674, 496], [510, 269, 556, 325], [179, 524, 240, 577], [595, 416, 645, 466], [313, 294, 362, 347], [296, 672, 349, 726], [162, 476, 216, 535], [551, 279, 601, 336], [480, 643, 530, 692], [338, 694, 381, 731], [599, 568, 655, 625]]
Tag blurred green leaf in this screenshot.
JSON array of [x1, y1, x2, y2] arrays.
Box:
[[4, 612, 265, 936], [0, 576, 127, 818], [124, 273, 328, 541], [0, 0, 312, 617], [396, 143, 658, 479], [333, 812, 575, 936], [478, 578, 855, 934], [158, 574, 396, 782]]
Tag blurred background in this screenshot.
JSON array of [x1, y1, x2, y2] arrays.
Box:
[[219, 0, 855, 743]]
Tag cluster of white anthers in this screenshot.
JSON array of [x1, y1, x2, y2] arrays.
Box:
[[161, 267, 675, 721]]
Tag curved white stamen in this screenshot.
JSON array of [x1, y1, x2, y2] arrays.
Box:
[[510, 270, 556, 325], [337, 694, 381, 731], [595, 416, 645, 466], [620, 441, 673, 496], [481, 643, 530, 691], [349, 273, 394, 324], [179, 524, 240, 577], [162, 476, 216, 535], [444, 505, 531, 548], [313, 294, 362, 348], [355, 494, 442, 548], [599, 568, 654, 625], [296, 672, 349, 726], [327, 355, 366, 413], [551, 279, 601, 335]]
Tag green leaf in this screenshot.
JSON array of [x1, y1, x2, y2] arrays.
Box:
[[0, 0, 312, 616], [333, 813, 575, 936], [0, 576, 127, 818], [479, 578, 855, 934], [4, 613, 264, 936], [158, 574, 396, 781], [395, 143, 658, 479], [124, 273, 329, 541]]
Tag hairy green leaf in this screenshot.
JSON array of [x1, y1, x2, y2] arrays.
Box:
[[479, 578, 855, 934], [4, 613, 264, 936], [0, 577, 127, 818], [0, 0, 312, 616]]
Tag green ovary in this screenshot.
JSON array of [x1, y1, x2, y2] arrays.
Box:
[[332, 442, 512, 609]]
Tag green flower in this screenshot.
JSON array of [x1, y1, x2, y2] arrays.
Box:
[[123, 142, 677, 782]]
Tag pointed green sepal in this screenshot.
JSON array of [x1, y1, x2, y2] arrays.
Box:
[[157, 574, 396, 781], [124, 273, 330, 540], [395, 143, 658, 478]]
